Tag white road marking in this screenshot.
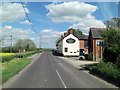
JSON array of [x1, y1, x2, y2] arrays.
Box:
[[55, 69, 67, 88], [49, 53, 67, 88]]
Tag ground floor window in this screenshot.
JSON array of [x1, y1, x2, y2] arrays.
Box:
[[65, 48, 68, 52]]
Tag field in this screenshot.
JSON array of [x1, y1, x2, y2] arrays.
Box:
[[0, 53, 15, 56]]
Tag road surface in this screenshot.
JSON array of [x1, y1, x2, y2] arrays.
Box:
[[3, 52, 116, 88]]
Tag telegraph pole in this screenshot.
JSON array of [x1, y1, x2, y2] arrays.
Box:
[[10, 35, 12, 53], [39, 34, 42, 49]]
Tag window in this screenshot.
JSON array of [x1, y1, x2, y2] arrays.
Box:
[[97, 41, 100, 46], [84, 40, 88, 47], [65, 48, 68, 52], [97, 40, 105, 46]]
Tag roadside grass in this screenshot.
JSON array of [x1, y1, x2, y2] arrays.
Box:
[[86, 62, 120, 86], [2, 58, 31, 83]]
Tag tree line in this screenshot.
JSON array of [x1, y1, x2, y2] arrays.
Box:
[[2, 39, 37, 53]]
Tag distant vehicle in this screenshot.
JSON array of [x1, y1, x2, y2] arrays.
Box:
[[52, 50, 63, 56]]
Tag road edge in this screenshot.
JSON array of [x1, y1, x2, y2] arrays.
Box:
[[2, 52, 42, 88]]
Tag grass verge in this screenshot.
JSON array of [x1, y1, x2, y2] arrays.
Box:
[[86, 62, 120, 86], [2, 58, 31, 83]]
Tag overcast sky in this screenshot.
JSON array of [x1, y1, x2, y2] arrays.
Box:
[[1, 1, 118, 48]]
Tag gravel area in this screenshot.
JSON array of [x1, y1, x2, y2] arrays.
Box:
[[58, 56, 99, 69]]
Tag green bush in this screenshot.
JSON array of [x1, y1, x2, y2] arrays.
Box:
[[2, 51, 41, 63], [89, 62, 120, 84], [84, 54, 93, 60]]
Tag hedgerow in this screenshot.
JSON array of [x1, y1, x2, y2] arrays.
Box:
[[2, 51, 40, 63], [89, 62, 120, 84]]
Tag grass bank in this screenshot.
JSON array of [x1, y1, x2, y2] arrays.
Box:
[[86, 62, 120, 86], [2, 58, 31, 83]]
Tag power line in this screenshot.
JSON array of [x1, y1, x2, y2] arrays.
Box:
[[20, 0, 42, 48], [20, 0, 38, 35]]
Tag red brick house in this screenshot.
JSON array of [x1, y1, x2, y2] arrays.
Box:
[[88, 28, 107, 61], [75, 35, 88, 56]]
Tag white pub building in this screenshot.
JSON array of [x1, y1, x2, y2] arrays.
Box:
[[56, 29, 88, 56]]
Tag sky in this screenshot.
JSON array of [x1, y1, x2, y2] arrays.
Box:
[[0, 1, 118, 49]]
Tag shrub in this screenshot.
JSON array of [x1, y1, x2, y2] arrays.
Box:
[[89, 62, 120, 84], [84, 54, 93, 60]]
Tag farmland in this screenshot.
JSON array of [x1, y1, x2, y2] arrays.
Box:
[[0, 53, 15, 56]]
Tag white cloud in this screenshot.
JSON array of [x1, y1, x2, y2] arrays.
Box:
[[20, 20, 32, 25], [1, 26, 35, 46], [41, 29, 66, 48], [41, 29, 65, 35], [46, 2, 98, 22], [0, 2, 29, 23], [46, 1, 106, 34], [69, 19, 106, 34], [41, 29, 53, 33]]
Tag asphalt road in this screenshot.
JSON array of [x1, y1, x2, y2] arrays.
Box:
[[3, 52, 116, 88]]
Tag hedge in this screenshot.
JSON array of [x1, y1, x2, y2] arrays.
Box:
[[2, 51, 41, 63], [89, 62, 120, 85], [84, 54, 93, 60]]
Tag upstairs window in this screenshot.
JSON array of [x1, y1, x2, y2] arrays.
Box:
[[84, 40, 88, 47], [97, 40, 105, 46]]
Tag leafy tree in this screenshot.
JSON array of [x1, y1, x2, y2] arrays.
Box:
[[13, 39, 37, 52], [102, 28, 120, 67], [74, 29, 83, 35], [105, 17, 120, 28], [68, 28, 83, 35], [2, 47, 11, 53]]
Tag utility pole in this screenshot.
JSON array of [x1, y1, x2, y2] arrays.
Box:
[[10, 35, 12, 53], [39, 34, 42, 49]]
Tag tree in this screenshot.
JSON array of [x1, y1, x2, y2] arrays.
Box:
[[13, 39, 37, 52], [68, 28, 83, 35], [74, 29, 83, 35], [105, 17, 120, 28], [102, 28, 120, 67]]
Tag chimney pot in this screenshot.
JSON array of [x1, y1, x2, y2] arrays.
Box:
[[64, 32, 67, 37], [69, 28, 74, 34]]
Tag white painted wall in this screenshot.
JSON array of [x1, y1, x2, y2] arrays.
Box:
[[62, 34, 79, 56], [56, 40, 63, 53]]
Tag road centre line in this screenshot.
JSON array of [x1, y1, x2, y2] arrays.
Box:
[[55, 69, 67, 88], [48, 53, 67, 88]]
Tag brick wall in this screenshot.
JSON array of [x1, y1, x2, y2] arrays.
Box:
[[93, 39, 104, 61], [79, 40, 84, 49], [79, 40, 88, 54]]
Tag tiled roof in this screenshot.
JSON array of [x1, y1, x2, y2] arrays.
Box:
[[56, 37, 64, 44], [75, 35, 88, 40], [90, 28, 107, 39]]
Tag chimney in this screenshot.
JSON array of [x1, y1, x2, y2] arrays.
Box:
[[64, 32, 67, 37], [69, 28, 74, 34], [61, 35, 63, 38]]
